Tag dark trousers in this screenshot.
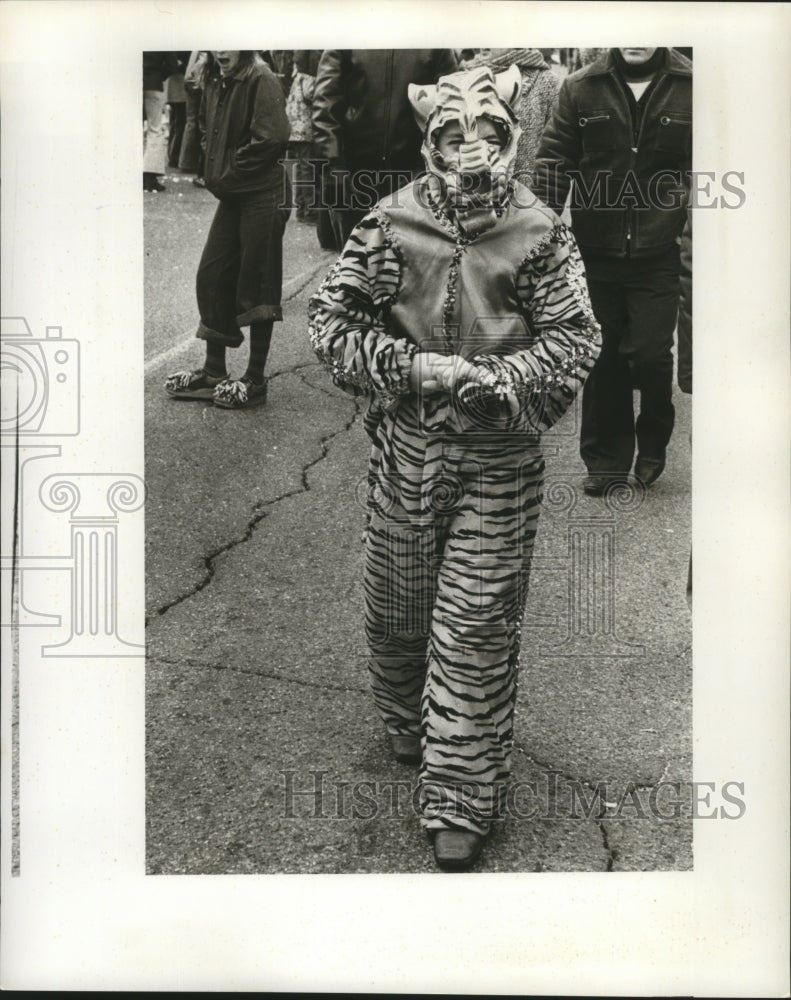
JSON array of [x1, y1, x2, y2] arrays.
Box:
[[167, 102, 187, 168], [316, 207, 339, 250], [286, 140, 319, 221], [196, 189, 290, 348], [178, 85, 203, 174], [580, 245, 681, 475]]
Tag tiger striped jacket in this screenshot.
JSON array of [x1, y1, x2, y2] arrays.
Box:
[[308, 177, 602, 440]]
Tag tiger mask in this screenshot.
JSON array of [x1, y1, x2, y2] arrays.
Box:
[[408, 65, 522, 236]]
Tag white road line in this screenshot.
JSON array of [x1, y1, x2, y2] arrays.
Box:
[[144, 329, 200, 374], [144, 267, 319, 373]]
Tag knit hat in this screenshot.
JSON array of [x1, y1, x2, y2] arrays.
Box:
[[408, 65, 522, 235]]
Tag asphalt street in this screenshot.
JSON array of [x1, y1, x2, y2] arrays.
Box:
[[144, 172, 693, 874]]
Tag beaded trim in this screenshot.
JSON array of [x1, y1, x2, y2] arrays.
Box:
[[441, 241, 469, 353], [308, 220, 416, 403], [426, 183, 464, 238], [422, 184, 472, 355], [519, 221, 565, 264], [473, 338, 599, 402], [517, 222, 602, 355], [374, 206, 406, 297]]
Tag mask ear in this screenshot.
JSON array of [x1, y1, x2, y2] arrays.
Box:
[[408, 83, 437, 132], [494, 64, 522, 111]]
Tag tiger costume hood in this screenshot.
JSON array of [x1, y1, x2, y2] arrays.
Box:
[[408, 65, 522, 236]]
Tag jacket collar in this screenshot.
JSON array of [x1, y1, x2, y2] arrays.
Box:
[[586, 48, 692, 79]]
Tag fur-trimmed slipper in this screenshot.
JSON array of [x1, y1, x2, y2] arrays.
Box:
[[212, 375, 268, 409], [164, 368, 225, 400]]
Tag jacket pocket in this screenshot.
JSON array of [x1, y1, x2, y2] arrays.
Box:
[[578, 110, 617, 151], [655, 113, 692, 153]]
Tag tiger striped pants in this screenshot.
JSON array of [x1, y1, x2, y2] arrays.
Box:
[[363, 415, 544, 836]]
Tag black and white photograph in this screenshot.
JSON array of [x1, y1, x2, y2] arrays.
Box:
[[1, 1, 789, 994], [144, 44, 695, 876]]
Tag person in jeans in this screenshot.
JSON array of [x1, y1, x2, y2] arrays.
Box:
[[533, 47, 692, 494], [164, 51, 291, 409]]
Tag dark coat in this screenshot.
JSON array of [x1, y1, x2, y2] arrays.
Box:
[[199, 59, 290, 199], [311, 49, 458, 175], [143, 51, 181, 91], [533, 47, 692, 257], [294, 50, 322, 77], [677, 212, 692, 393]]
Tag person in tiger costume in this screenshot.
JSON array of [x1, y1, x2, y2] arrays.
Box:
[[309, 65, 602, 871]]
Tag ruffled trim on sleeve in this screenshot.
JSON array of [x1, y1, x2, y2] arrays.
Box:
[[308, 210, 418, 406], [459, 222, 602, 432]]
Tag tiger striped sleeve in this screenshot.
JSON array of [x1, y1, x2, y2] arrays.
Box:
[[468, 222, 602, 433], [308, 212, 418, 406]]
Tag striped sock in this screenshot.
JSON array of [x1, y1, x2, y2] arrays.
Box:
[[245, 320, 274, 384], [203, 340, 227, 378]]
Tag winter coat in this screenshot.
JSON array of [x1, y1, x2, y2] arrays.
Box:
[[143, 51, 181, 92], [312, 49, 458, 175], [199, 59, 290, 198], [532, 47, 692, 258], [677, 212, 692, 393]]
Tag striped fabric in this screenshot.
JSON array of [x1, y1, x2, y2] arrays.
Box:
[[309, 182, 601, 834]]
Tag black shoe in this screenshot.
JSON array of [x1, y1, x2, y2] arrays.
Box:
[[583, 474, 628, 497], [143, 173, 165, 192], [634, 453, 666, 486], [433, 829, 486, 871], [389, 734, 421, 765], [192, 176, 206, 188]]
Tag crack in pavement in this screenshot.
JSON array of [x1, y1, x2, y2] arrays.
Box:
[[283, 260, 331, 302], [515, 746, 685, 870], [146, 393, 362, 625], [517, 747, 618, 870], [266, 360, 320, 380], [148, 655, 369, 694], [598, 820, 616, 872], [517, 746, 678, 800]]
